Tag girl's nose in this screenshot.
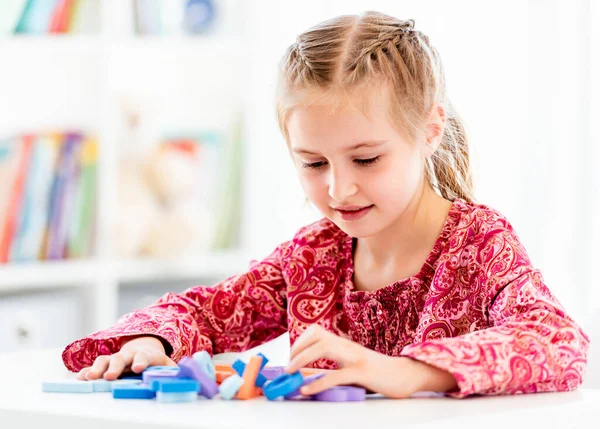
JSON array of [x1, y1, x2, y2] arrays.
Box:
[[328, 168, 358, 202]]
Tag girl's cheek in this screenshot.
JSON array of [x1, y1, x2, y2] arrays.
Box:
[[299, 176, 322, 198]]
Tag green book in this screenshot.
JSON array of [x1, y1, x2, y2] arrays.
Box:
[[0, 0, 28, 34], [68, 137, 97, 258]]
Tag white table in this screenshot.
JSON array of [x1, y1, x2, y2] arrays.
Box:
[[1, 348, 599, 429]]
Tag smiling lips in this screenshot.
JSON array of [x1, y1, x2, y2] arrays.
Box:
[[334, 204, 374, 221]]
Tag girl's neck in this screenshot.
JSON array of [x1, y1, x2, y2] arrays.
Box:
[[354, 183, 453, 271]]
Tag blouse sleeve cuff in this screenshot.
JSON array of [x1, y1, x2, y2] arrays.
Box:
[[401, 342, 479, 398], [61, 322, 208, 372]]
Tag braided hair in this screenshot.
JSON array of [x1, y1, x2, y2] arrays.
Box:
[[277, 11, 474, 203]]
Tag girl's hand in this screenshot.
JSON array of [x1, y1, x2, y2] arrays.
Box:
[[285, 325, 457, 398], [76, 336, 177, 381]]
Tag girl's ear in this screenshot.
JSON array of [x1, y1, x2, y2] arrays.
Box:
[[424, 103, 446, 156]]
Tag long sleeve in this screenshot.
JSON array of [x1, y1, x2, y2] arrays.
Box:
[[401, 223, 590, 398], [62, 245, 289, 372]]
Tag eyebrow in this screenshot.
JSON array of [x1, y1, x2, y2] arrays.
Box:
[[292, 140, 387, 156]]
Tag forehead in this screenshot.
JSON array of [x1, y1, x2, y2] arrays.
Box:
[[287, 100, 397, 149]]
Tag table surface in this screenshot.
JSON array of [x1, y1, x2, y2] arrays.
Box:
[[1, 348, 599, 429]]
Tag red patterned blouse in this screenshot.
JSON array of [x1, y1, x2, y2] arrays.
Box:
[[62, 198, 589, 397]]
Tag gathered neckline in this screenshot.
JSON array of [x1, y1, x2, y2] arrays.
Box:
[[340, 198, 467, 297]]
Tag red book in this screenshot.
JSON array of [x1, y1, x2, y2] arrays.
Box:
[[49, 0, 75, 33], [0, 135, 34, 263]]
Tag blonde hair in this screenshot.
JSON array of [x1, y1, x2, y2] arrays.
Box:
[[276, 11, 474, 203]]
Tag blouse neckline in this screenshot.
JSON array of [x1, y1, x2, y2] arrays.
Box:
[[340, 198, 466, 297]]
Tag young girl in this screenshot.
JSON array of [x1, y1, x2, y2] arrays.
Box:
[[62, 12, 589, 399]]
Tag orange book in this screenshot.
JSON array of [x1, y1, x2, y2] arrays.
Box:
[[0, 135, 34, 263], [49, 0, 75, 33]]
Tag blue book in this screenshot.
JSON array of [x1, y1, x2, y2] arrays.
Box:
[[11, 136, 59, 261], [43, 133, 68, 260], [47, 133, 81, 260], [0, 0, 29, 35], [54, 133, 82, 259], [14, 0, 58, 34], [9, 136, 38, 262]]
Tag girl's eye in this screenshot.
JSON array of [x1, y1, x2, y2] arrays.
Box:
[[354, 156, 380, 166], [302, 161, 327, 170]]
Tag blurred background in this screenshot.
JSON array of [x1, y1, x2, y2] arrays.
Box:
[[0, 0, 597, 373]]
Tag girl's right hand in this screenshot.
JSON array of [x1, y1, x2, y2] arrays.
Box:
[[76, 335, 177, 381]]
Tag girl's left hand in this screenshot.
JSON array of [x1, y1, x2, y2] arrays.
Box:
[[285, 324, 458, 398]]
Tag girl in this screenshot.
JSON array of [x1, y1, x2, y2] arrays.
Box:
[[62, 12, 589, 399]]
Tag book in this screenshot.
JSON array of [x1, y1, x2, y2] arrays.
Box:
[[68, 136, 97, 258], [9, 136, 39, 261], [14, 0, 58, 34], [68, 0, 101, 34], [0, 138, 20, 261], [49, 0, 75, 33], [39, 133, 65, 259], [0, 135, 34, 263], [11, 135, 60, 261], [46, 132, 81, 260], [0, 0, 29, 35]]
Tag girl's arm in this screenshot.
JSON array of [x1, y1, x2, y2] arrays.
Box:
[[62, 244, 289, 372], [400, 225, 590, 398]]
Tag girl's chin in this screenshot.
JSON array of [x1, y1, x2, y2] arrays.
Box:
[[327, 218, 381, 239]]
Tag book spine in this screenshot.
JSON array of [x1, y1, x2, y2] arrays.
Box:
[[0, 135, 34, 263]]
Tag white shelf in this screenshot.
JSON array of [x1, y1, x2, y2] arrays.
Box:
[[0, 249, 247, 294], [0, 35, 247, 58], [0, 36, 106, 55], [117, 250, 248, 285], [0, 260, 98, 293], [111, 36, 247, 54]]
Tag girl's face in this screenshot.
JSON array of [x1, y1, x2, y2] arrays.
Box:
[[287, 101, 429, 238]]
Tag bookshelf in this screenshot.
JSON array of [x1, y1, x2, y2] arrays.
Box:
[[0, 252, 247, 292], [0, 260, 98, 293], [0, 0, 252, 340]]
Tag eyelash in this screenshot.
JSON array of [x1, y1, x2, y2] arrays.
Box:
[[302, 157, 381, 170]]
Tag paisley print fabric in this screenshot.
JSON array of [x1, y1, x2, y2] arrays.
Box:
[[62, 199, 589, 397]]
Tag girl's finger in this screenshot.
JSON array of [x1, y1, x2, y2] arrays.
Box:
[[286, 338, 327, 373], [164, 356, 178, 367], [76, 367, 90, 380], [131, 351, 150, 373], [86, 356, 110, 380], [289, 325, 324, 360], [104, 350, 134, 380], [300, 368, 356, 396]]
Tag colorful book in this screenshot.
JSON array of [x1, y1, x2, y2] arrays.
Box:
[[0, 135, 34, 263], [0, 138, 20, 261], [49, 0, 75, 33], [11, 135, 60, 261], [55, 133, 82, 258], [39, 133, 64, 259], [68, 136, 97, 258], [68, 0, 101, 34], [14, 0, 58, 34], [46, 132, 81, 260], [9, 136, 39, 261], [0, 0, 29, 35]]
